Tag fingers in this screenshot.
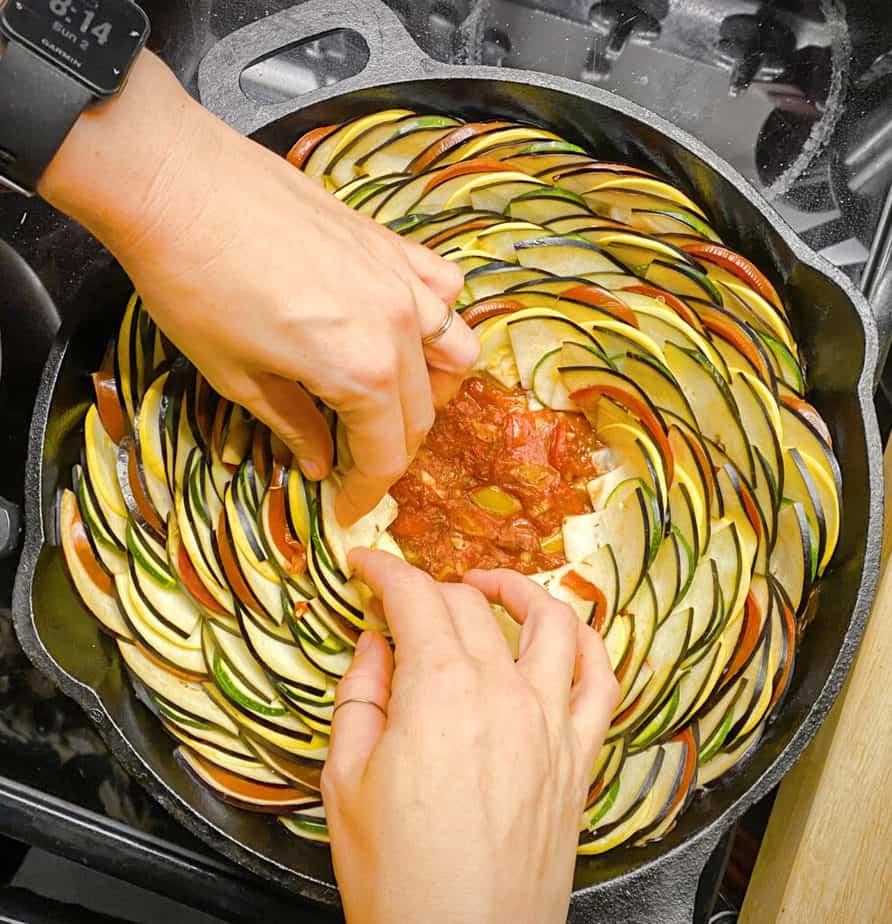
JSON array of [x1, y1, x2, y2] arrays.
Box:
[[569, 623, 619, 767], [397, 234, 464, 305], [429, 368, 464, 408], [463, 569, 578, 711], [326, 631, 393, 782], [236, 373, 333, 481], [439, 582, 513, 663], [335, 389, 407, 526], [414, 282, 480, 378], [399, 281, 437, 458], [348, 549, 460, 658]]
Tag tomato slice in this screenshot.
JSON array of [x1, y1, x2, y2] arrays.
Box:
[[252, 426, 271, 486], [560, 569, 609, 631], [738, 478, 763, 544], [460, 298, 525, 328], [613, 689, 643, 726], [92, 372, 128, 444], [767, 597, 797, 714], [721, 591, 763, 683], [421, 159, 519, 195], [424, 218, 500, 250], [663, 727, 697, 816], [696, 305, 771, 382], [562, 284, 639, 328], [680, 242, 782, 309], [286, 123, 339, 169], [127, 441, 166, 536], [177, 543, 228, 616], [193, 374, 215, 446], [70, 509, 114, 595], [571, 385, 674, 489], [781, 395, 833, 448], [620, 284, 701, 329], [211, 401, 237, 474], [133, 638, 207, 682], [408, 121, 512, 173], [183, 749, 311, 806], [267, 464, 306, 576], [217, 510, 265, 615]]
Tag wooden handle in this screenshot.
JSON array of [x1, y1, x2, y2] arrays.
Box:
[[739, 441, 892, 923]]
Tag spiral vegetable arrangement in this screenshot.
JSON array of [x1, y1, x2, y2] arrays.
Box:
[[61, 109, 842, 855]]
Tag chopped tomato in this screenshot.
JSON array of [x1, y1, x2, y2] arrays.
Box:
[[391, 376, 606, 580]]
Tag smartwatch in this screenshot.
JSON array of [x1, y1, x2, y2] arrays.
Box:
[[0, 0, 149, 196]]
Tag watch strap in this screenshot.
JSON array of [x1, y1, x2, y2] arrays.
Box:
[[0, 39, 93, 196]]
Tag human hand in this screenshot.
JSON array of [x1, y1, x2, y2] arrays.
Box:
[[39, 52, 479, 525], [322, 550, 619, 924]]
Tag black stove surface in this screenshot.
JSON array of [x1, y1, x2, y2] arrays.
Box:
[[1, 2, 890, 922]]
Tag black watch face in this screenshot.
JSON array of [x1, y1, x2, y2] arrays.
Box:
[[1, 0, 149, 96]]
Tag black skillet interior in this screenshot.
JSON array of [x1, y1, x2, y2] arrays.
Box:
[[13, 1, 884, 920]]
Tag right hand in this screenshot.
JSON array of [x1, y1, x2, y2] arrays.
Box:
[[322, 550, 620, 924], [40, 51, 480, 525]]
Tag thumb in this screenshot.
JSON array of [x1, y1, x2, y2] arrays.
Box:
[[239, 372, 333, 481], [326, 631, 393, 783]]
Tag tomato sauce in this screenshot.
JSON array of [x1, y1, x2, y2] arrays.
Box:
[[390, 375, 605, 580]]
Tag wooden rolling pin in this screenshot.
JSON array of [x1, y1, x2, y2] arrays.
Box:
[[739, 441, 892, 922]]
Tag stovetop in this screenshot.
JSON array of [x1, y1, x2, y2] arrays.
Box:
[[1, 1, 890, 921]]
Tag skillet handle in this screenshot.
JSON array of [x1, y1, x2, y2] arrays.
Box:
[[198, 0, 434, 135], [568, 829, 726, 924]]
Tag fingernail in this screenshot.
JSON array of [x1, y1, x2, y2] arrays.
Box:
[[355, 632, 372, 656], [299, 458, 323, 481]]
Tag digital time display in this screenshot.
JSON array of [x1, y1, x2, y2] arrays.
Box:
[[1, 0, 149, 96]]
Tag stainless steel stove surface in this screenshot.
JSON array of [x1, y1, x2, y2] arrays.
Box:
[[1, 2, 890, 922]]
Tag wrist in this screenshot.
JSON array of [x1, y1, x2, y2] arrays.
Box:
[[37, 49, 220, 255]]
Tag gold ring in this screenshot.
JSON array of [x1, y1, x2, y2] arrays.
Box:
[[333, 697, 388, 718], [422, 307, 455, 346]]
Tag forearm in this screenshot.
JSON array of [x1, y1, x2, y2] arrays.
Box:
[[37, 50, 226, 259]]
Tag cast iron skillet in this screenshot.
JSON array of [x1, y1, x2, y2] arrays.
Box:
[[13, 1, 887, 921]]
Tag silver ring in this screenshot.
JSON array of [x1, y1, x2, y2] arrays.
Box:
[[422, 307, 455, 346], [333, 697, 387, 718]]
